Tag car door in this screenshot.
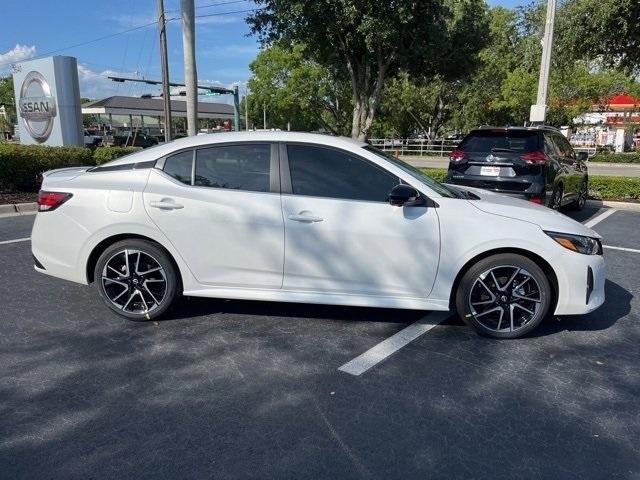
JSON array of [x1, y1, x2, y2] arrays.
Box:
[[280, 143, 440, 298], [143, 143, 284, 289], [553, 133, 582, 201]]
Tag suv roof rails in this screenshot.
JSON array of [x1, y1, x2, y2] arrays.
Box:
[[474, 124, 561, 132]]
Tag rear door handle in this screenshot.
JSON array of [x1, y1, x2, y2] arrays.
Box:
[[149, 199, 184, 210], [288, 211, 323, 223]]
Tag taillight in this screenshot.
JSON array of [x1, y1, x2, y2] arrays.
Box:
[[521, 151, 547, 164], [529, 195, 544, 205], [449, 149, 465, 162], [37, 191, 73, 212]]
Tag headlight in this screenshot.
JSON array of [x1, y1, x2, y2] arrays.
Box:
[[545, 231, 602, 255]]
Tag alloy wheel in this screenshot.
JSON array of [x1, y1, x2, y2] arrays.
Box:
[[468, 265, 542, 334], [578, 182, 587, 209], [101, 249, 167, 314]]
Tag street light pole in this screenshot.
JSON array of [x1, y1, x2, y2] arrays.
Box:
[[244, 87, 249, 130], [181, 0, 198, 136], [530, 0, 557, 124], [157, 0, 172, 141]]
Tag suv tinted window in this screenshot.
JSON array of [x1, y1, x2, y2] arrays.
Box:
[[460, 130, 540, 153], [287, 144, 398, 202], [552, 133, 574, 158], [195, 144, 271, 192], [163, 150, 193, 184]]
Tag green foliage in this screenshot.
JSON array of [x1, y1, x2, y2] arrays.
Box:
[[246, 43, 351, 134], [558, 0, 640, 74], [421, 168, 447, 183], [588, 176, 640, 200], [0, 143, 93, 190], [93, 146, 141, 165], [0, 144, 141, 190], [248, 0, 488, 139], [590, 152, 640, 164], [0, 76, 16, 130]]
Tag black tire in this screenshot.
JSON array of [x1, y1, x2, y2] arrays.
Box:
[[455, 253, 552, 339], [548, 183, 563, 210], [569, 178, 588, 211], [94, 239, 179, 321]]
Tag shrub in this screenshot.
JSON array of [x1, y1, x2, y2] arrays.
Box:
[[420, 168, 640, 201], [588, 176, 640, 201], [0, 143, 94, 190], [93, 146, 142, 165], [590, 152, 640, 163]]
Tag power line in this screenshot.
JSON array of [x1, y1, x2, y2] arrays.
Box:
[[193, 7, 260, 18], [166, 0, 250, 13], [0, 20, 159, 69]]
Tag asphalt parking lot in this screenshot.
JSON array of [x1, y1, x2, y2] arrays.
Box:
[[1, 205, 639, 479]]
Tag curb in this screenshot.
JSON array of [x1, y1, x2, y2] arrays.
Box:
[[0, 202, 37, 218], [589, 199, 640, 211]]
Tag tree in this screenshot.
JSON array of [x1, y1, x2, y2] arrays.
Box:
[[374, 72, 463, 139], [0, 76, 16, 131], [246, 43, 350, 134], [558, 0, 640, 75], [248, 0, 488, 140]]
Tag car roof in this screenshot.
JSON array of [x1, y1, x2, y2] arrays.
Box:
[[102, 131, 367, 167]]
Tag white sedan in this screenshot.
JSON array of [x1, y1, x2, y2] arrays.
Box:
[[31, 132, 605, 338]]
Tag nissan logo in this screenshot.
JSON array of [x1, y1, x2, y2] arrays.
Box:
[[18, 71, 57, 143]]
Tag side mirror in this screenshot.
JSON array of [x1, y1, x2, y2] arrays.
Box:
[[388, 184, 424, 207], [576, 151, 588, 162]]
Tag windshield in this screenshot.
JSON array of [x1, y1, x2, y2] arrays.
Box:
[[461, 130, 539, 153], [363, 145, 459, 198]]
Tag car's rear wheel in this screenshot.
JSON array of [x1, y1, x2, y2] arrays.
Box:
[[94, 239, 179, 321], [455, 254, 552, 339], [569, 178, 588, 211]]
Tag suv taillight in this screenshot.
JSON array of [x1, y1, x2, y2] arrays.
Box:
[[37, 191, 73, 212], [520, 151, 547, 164], [449, 149, 465, 162]]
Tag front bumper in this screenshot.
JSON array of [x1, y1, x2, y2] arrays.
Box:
[[553, 250, 605, 315]]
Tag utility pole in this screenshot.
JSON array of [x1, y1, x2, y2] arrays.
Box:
[[181, 0, 198, 136], [157, 0, 172, 141], [263, 103, 266, 129], [233, 85, 240, 132], [244, 87, 249, 130], [530, 0, 556, 124]]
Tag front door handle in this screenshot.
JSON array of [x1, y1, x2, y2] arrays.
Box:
[[288, 211, 323, 223], [149, 199, 184, 210]]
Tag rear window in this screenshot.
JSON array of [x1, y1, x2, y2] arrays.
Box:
[[460, 130, 540, 153]]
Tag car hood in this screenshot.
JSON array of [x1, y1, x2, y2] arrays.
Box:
[[458, 186, 601, 238]]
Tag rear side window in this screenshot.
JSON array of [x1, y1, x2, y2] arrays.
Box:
[[461, 130, 540, 153], [287, 144, 399, 202], [163, 150, 193, 184], [552, 133, 575, 158], [195, 144, 271, 192]]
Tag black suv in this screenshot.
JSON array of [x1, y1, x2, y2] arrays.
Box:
[[445, 126, 588, 210]]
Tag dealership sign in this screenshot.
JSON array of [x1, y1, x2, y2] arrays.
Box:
[[18, 71, 57, 142], [12, 56, 83, 146]]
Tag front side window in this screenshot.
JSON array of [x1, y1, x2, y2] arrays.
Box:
[[287, 144, 399, 202], [195, 144, 271, 192], [163, 150, 193, 185]]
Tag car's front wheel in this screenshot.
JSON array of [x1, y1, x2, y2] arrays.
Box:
[[94, 239, 179, 321], [455, 254, 552, 339]]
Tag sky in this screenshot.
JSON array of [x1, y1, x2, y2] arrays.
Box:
[[0, 0, 528, 103]]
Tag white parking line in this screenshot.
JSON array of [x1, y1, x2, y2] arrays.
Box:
[[0, 237, 30, 245], [338, 311, 450, 376], [584, 208, 618, 228], [603, 245, 640, 254]]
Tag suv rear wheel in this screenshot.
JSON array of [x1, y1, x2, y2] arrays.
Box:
[[455, 254, 552, 339]]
